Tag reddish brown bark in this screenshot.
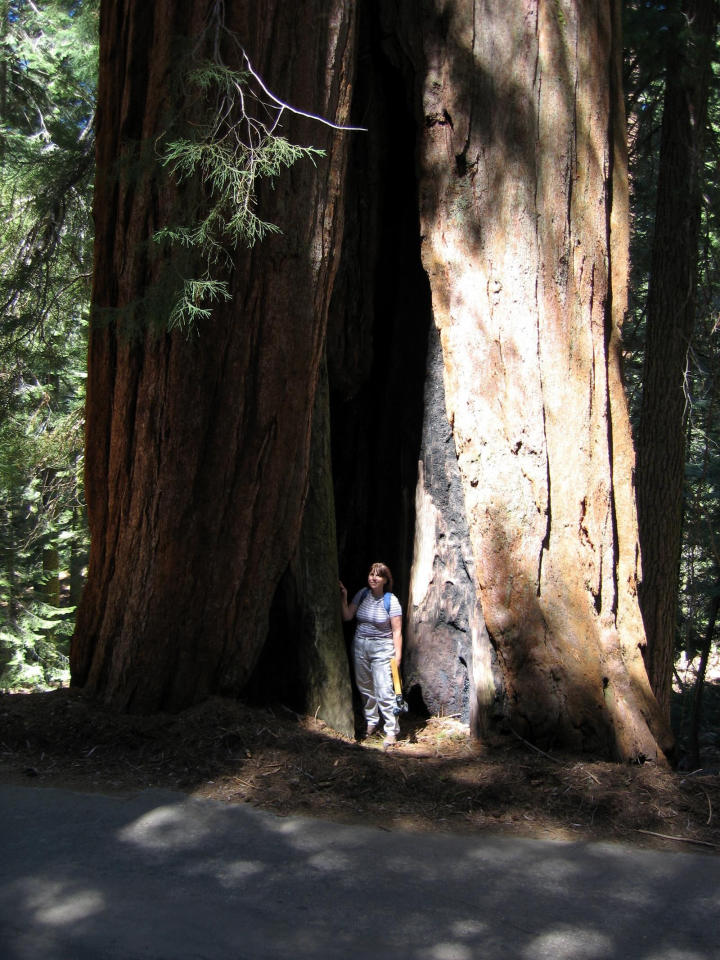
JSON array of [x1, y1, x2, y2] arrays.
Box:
[[407, 0, 673, 760], [636, 0, 718, 721], [71, 0, 356, 711], [74, 0, 675, 765]]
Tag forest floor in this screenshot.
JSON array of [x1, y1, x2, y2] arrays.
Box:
[[2, 687, 720, 855]]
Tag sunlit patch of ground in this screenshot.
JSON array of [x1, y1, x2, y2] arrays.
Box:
[[0, 688, 718, 853]]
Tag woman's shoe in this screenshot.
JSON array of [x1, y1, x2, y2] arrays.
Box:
[[383, 733, 397, 748], [366, 723, 378, 737]]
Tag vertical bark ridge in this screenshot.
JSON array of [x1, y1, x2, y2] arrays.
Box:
[[636, 0, 718, 720], [409, 0, 671, 759], [73, 0, 357, 711]]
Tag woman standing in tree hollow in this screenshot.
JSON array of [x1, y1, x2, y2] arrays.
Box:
[[339, 562, 403, 747]]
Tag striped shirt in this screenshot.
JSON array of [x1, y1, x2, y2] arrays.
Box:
[[352, 590, 402, 640]]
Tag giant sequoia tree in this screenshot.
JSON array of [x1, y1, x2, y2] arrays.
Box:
[[71, 0, 357, 726], [73, 0, 674, 762], [635, 0, 719, 721]]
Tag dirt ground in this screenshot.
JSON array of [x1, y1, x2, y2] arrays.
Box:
[[1, 687, 719, 854]]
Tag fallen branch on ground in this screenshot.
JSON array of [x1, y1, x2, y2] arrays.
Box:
[[637, 829, 718, 849], [509, 728, 564, 765]]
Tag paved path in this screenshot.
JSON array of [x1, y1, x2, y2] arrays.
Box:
[[0, 785, 718, 959]]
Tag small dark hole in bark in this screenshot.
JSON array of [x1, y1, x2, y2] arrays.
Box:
[[406, 683, 430, 717]]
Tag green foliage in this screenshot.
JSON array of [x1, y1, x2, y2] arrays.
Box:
[[154, 56, 324, 331], [623, 1, 669, 401], [669, 51, 720, 658], [0, 602, 73, 689], [0, 338, 87, 688], [163, 276, 233, 329], [0, 0, 95, 687], [0, 0, 96, 348]]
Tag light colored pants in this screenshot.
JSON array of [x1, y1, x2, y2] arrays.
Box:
[[353, 635, 399, 737]]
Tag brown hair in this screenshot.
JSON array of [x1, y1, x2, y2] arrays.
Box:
[[369, 562, 393, 591]]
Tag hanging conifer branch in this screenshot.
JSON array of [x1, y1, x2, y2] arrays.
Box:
[[153, 16, 364, 331]]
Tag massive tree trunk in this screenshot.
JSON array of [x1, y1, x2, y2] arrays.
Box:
[[74, 0, 673, 763], [71, 0, 356, 713], [248, 358, 354, 735], [635, 0, 718, 721], [398, 0, 674, 760]]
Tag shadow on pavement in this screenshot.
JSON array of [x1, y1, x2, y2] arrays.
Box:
[[1, 785, 718, 960]]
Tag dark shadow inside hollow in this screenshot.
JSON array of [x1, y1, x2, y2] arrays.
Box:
[[245, 6, 431, 715], [328, 5, 431, 609]]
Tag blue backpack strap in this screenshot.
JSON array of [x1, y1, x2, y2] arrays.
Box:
[[359, 588, 392, 614]]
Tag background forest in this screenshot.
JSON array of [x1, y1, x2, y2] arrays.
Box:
[[0, 0, 719, 762]]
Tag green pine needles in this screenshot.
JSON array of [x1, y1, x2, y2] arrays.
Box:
[[153, 57, 326, 331]]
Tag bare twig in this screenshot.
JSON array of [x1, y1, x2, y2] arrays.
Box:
[[241, 49, 367, 133], [256, 726, 280, 739], [509, 728, 564, 764], [699, 785, 713, 825], [637, 829, 718, 849]]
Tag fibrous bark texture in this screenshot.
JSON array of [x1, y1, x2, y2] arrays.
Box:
[[402, 0, 673, 760], [636, 0, 718, 721], [405, 324, 498, 732], [74, 0, 673, 764], [250, 359, 354, 736], [72, 0, 356, 712]]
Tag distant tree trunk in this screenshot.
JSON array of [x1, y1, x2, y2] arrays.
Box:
[[41, 544, 60, 609], [0, 507, 13, 675], [636, 0, 718, 721], [404, 0, 674, 760], [687, 578, 720, 768], [40, 469, 60, 610], [71, 0, 356, 712], [0, 1, 8, 128], [2, 506, 18, 624], [69, 508, 85, 609]]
